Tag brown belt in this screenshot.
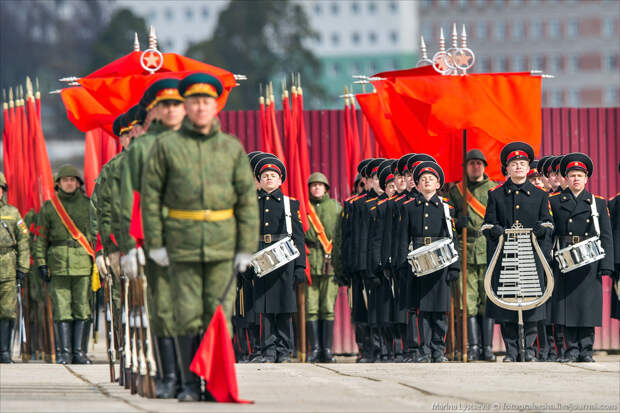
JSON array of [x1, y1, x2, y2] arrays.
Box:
[[260, 234, 287, 244], [50, 240, 81, 248], [414, 237, 443, 245], [559, 235, 590, 245]]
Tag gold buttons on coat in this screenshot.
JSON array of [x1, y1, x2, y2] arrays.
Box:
[[568, 218, 573, 223], [265, 222, 270, 227], [515, 205, 520, 209], [265, 209, 270, 213]]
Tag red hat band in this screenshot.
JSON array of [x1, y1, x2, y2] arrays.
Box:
[[386, 173, 395, 183], [419, 167, 439, 179], [260, 164, 281, 175], [507, 150, 527, 162], [567, 161, 587, 172]]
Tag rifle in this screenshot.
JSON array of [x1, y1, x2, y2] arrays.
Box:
[[103, 273, 116, 382], [42, 282, 55, 363], [129, 279, 139, 395], [137, 248, 157, 398], [13, 278, 25, 360], [92, 288, 100, 345], [135, 277, 148, 397], [23, 278, 31, 360]]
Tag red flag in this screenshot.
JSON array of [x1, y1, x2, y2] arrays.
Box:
[[61, 87, 116, 135], [84, 128, 121, 196], [348, 99, 362, 190], [129, 191, 144, 248], [26, 87, 54, 211], [267, 94, 287, 194], [360, 105, 373, 159], [259, 96, 270, 152], [356, 92, 410, 157], [190, 305, 252, 404], [2, 97, 12, 199], [12, 97, 27, 214]]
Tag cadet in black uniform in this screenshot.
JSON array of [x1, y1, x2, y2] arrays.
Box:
[[549, 153, 614, 362], [481, 142, 554, 362], [402, 161, 459, 363], [250, 156, 306, 363]]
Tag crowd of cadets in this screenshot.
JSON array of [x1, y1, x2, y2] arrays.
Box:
[[0, 70, 618, 402]]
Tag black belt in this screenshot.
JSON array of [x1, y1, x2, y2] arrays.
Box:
[[0, 246, 15, 254], [414, 237, 443, 245], [465, 229, 482, 238], [260, 234, 288, 244], [559, 235, 590, 246], [50, 239, 81, 248]]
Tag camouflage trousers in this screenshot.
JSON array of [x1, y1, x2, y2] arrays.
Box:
[[144, 256, 174, 337], [49, 275, 91, 321], [458, 263, 488, 316], [170, 260, 235, 336], [305, 274, 339, 321], [0, 278, 17, 319]]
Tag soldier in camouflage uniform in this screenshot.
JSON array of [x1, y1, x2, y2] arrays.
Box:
[[34, 165, 93, 365], [0, 173, 30, 363], [118, 79, 185, 399], [305, 172, 342, 363], [142, 73, 259, 401], [447, 149, 497, 361]]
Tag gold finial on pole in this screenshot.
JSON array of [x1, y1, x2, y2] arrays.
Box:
[[439, 27, 446, 53], [451, 23, 458, 49], [297, 73, 302, 95], [461, 24, 468, 48], [8, 87, 14, 108], [26, 76, 34, 99], [420, 36, 429, 60], [35, 77, 40, 100]]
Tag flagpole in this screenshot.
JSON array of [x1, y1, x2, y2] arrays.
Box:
[[461, 129, 469, 362]]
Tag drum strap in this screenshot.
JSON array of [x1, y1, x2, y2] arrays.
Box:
[[590, 194, 601, 237], [441, 200, 454, 239], [283, 195, 293, 237]]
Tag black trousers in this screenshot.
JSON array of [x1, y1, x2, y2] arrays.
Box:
[[420, 312, 447, 358], [261, 313, 293, 361], [564, 326, 594, 358], [501, 322, 538, 359]]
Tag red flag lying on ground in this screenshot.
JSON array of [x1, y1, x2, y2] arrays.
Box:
[[190, 305, 252, 404]]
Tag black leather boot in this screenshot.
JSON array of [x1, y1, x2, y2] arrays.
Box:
[[81, 320, 91, 360], [72, 320, 92, 364], [321, 320, 336, 363], [156, 337, 179, 398], [58, 321, 72, 365], [176, 335, 201, 402], [0, 319, 13, 363], [53, 322, 62, 364], [306, 320, 320, 363], [467, 317, 480, 361], [482, 317, 496, 362]]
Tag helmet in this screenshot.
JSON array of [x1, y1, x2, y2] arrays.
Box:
[[0, 172, 7, 190], [55, 164, 83, 185], [308, 172, 330, 190], [466, 149, 488, 166]]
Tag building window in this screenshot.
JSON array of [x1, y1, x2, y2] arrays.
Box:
[[603, 17, 616, 37], [353, 61, 362, 73], [566, 18, 578, 38], [513, 55, 525, 71], [438, 0, 450, 7], [314, 3, 322, 15], [480, 56, 492, 72], [201, 7, 209, 18], [422, 23, 433, 42], [369, 61, 378, 73], [457, 0, 468, 7], [165, 8, 174, 20], [368, 31, 377, 44], [529, 19, 542, 40], [368, 2, 377, 12], [351, 32, 361, 45], [185, 8, 193, 20], [548, 55, 561, 73], [604, 89, 618, 105], [547, 19, 560, 39], [494, 21, 506, 41], [315, 33, 322, 45], [511, 0, 523, 6], [496, 56, 507, 72], [567, 55, 579, 73], [390, 31, 399, 44], [331, 2, 339, 15], [391, 58, 399, 69], [494, 0, 504, 6], [389, 1, 398, 12], [475, 0, 486, 6], [351, 2, 360, 14], [531, 55, 544, 71], [511, 21, 524, 40], [421, 0, 433, 9], [165, 38, 174, 49], [605, 54, 618, 71], [567, 90, 580, 106], [331, 32, 340, 46], [331, 63, 340, 76]]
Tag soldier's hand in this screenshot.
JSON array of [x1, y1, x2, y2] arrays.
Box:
[[234, 252, 253, 273], [16, 270, 27, 282], [108, 251, 122, 275], [294, 268, 308, 284], [334, 274, 349, 287], [487, 225, 504, 241], [455, 216, 468, 231], [149, 247, 170, 267], [121, 249, 138, 280], [446, 269, 460, 282], [95, 254, 108, 277], [532, 221, 547, 238], [38, 265, 50, 282]]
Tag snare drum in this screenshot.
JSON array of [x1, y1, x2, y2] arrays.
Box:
[[407, 238, 459, 277], [554, 237, 605, 274], [250, 237, 300, 278]]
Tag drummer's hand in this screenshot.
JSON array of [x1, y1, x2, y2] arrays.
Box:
[[488, 225, 504, 241], [533, 221, 547, 238], [455, 216, 467, 231], [294, 268, 308, 284], [446, 269, 460, 282]]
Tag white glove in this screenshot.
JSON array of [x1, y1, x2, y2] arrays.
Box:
[[137, 247, 146, 266], [234, 252, 253, 273], [107, 251, 121, 276], [121, 249, 138, 280], [149, 247, 170, 267], [95, 254, 108, 277]]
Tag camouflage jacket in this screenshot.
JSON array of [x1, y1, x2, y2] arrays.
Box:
[[141, 118, 259, 262], [34, 189, 92, 276], [447, 175, 496, 264], [305, 194, 342, 276], [118, 122, 168, 254], [0, 197, 30, 280]]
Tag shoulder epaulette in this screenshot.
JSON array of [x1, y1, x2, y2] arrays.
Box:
[[289, 196, 297, 201], [610, 192, 620, 201], [377, 198, 388, 206], [549, 192, 560, 197], [395, 194, 407, 202], [403, 198, 416, 205], [345, 194, 357, 202], [370, 206, 377, 211], [490, 183, 503, 192], [366, 197, 378, 203], [594, 195, 605, 200]]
